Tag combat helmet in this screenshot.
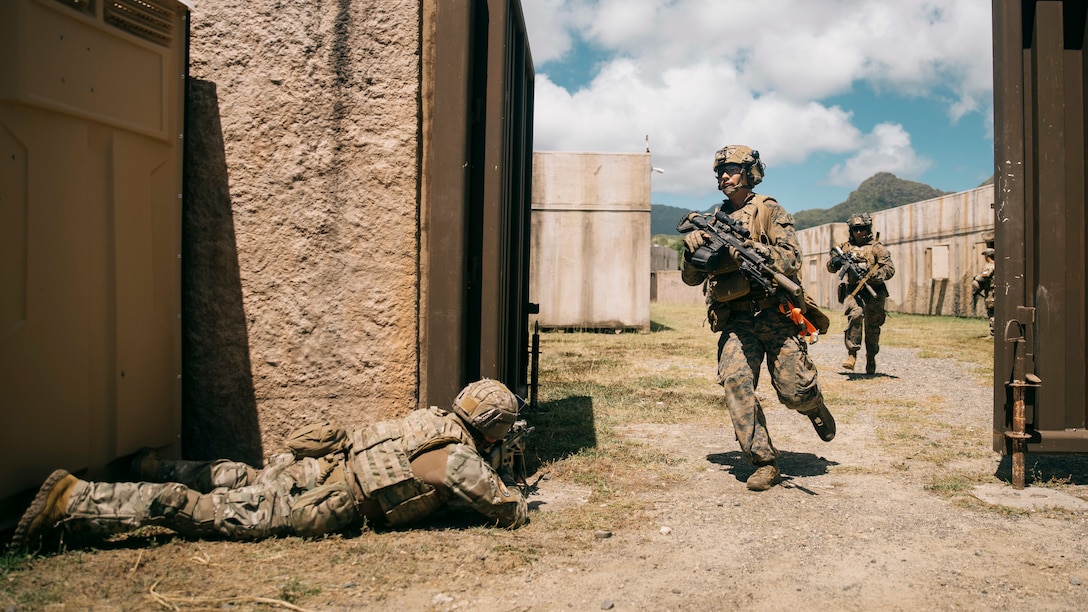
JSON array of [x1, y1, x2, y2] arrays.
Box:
[[713, 145, 765, 186], [452, 379, 520, 440], [982, 248, 995, 258], [847, 212, 873, 229]]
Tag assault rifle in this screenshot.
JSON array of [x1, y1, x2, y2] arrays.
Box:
[[677, 210, 802, 298], [488, 419, 535, 492], [971, 273, 993, 309], [829, 246, 878, 298]]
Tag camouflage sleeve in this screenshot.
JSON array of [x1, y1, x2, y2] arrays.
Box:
[[680, 255, 708, 286], [873, 243, 895, 282], [762, 202, 802, 278], [444, 444, 528, 528]]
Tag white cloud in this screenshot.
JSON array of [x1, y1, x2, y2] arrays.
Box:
[[520, 0, 585, 64], [524, 0, 992, 197], [533, 57, 869, 197], [828, 123, 932, 186]]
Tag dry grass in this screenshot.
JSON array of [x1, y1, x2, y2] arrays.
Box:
[[1, 302, 1004, 609]]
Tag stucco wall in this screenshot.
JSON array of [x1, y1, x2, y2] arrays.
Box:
[[185, 1, 421, 459]]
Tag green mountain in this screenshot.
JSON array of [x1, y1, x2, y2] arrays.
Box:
[[651, 172, 953, 236], [650, 203, 719, 236], [792, 172, 948, 230]]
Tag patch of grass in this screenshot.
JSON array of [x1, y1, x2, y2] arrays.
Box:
[[0, 549, 32, 574], [880, 312, 993, 372], [533, 303, 998, 499], [278, 578, 320, 604], [924, 470, 988, 495]]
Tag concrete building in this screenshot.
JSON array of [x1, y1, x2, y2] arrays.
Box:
[[531, 151, 651, 332]]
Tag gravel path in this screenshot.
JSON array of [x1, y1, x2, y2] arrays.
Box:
[[485, 340, 1088, 611]]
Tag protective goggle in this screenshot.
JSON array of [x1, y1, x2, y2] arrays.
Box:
[[715, 163, 744, 178]]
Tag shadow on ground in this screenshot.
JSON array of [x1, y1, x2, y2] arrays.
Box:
[[706, 450, 840, 485], [994, 453, 1088, 486], [525, 396, 597, 472]]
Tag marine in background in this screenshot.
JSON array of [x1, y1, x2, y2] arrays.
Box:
[[972, 247, 996, 337], [827, 212, 895, 374]]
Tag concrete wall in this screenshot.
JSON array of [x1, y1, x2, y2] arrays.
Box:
[[651, 270, 705, 305], [651, 245, 678, 271], [531, 152, 651, 331], [798, 185, 995, 318]]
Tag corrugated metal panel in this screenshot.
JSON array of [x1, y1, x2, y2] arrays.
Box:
[[992, 0, 1088, 459]]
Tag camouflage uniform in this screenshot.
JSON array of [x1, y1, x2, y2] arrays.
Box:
[[828, 220, 895, 369], [682, 192, 832, 470], [50, 408, 526, 542], [972, 249, 995, 336]]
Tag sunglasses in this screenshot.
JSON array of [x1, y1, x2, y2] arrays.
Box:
[[715, 164, 743, 178]]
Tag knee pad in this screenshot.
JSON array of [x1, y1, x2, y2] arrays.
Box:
[[289, 482, 359, 537], [151, 484, 199, 520]]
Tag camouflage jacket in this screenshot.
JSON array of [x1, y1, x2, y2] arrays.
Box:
[[345, 408, 527, 528], [828, 239, 895, 287]]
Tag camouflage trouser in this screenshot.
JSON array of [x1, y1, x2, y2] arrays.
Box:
[[61, 453, 360, 540], [843, 295, 886, 356], [717, 309, 827, 466]]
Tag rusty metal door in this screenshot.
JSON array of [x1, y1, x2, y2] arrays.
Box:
[[992, 0, 1088, 472], [421, 0, 534, 407]]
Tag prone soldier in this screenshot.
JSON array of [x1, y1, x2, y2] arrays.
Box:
[[14, 379, 528, 551]]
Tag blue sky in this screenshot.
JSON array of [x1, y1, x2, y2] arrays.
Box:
[[522, 0, 994, 214]]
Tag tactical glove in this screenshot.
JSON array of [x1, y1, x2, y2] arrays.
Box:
[[828, 250, 845, 271], [683, 230, 709, 254], [730, 239, 771, 263]]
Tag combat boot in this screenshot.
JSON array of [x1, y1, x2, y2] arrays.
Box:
[[13, 469, 79, 549], [865, 354, 876, 375], [806, 404, 836, 442], [746, 463, 780, 491], [842, 352, 857, 370]]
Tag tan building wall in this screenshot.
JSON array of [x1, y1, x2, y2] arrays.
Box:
[[0, 0, 535, 520], [1, 0, 188, 506], [530, 152, 651, 331], [651, 270, 705, 305], [798, 185, 995, 318]]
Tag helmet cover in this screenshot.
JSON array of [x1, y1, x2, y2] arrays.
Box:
[[713, 145, 765, 186], [452, 379, 519, 440], [847, 212, 873, 229]]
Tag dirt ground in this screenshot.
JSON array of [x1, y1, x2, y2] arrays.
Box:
[[4, 337, 1088, 611]]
